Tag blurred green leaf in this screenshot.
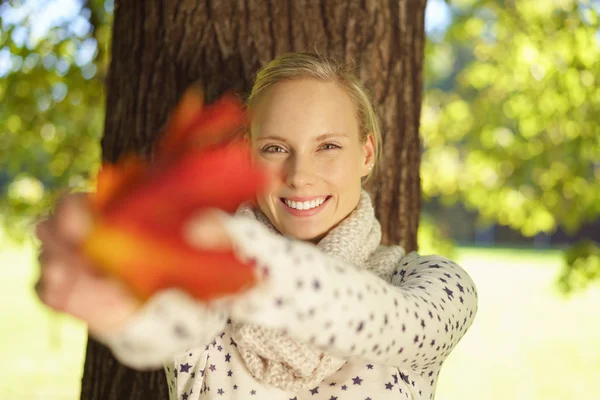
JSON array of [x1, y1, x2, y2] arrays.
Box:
[[0, 0, 111, 240], [423, 0, 600, 237], [558, 240, 600, 294]]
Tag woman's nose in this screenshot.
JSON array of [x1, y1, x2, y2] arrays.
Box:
[[285, 156, 317, 188]]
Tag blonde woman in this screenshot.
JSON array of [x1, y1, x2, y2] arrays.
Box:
[[36, 53, 478, 400]]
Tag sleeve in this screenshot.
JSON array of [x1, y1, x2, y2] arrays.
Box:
[[221, 215, 479, 372], [94, 289, 228, 370]]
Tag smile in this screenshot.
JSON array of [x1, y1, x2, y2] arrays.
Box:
[[280, 196, 332, 216]]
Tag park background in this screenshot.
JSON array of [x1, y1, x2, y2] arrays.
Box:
[[1, 0, 599, 399]]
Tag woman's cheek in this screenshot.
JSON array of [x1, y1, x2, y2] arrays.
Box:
[[320, 157, 353, 182]]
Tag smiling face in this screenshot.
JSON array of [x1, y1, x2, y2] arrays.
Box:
[[249, 79, 375, 242]]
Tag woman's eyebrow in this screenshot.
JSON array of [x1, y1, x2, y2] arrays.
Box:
[[255, 132, 348, 142], [315, 132, 348, 141], [255, 135, 288, 142]]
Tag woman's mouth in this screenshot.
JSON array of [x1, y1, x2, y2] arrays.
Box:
[[280, 195, 332, 216]]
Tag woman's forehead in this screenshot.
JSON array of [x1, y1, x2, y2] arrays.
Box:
[[251, 80, 360, 138]]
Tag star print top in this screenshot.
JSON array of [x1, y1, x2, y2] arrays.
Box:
[[98, 215, 478, 400]]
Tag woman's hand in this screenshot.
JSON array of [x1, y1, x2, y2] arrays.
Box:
[[35, 193, 235, 335], [35, 194, 142, 335]]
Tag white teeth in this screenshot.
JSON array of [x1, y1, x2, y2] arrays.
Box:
[[284, 197, 327, 210]]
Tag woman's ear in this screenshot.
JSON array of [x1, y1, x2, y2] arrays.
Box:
[[361, 133, 376, 177]]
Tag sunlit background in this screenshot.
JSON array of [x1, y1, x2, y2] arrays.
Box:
[[1, 0, 599, 399]]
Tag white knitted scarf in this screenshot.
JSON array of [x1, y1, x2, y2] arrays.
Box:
[[231, 191, 404, 392]]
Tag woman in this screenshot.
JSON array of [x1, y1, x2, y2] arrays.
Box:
[[36, 53, 478, 400]]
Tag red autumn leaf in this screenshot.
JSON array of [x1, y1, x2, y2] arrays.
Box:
[[82, 88, 266, 301]]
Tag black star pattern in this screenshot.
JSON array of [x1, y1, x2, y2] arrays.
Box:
[[312, 279, 321, 290], [173, 324, 189, 338], [400, 372, 409, 383], [356, 321, 364, 333], [443, 286, 454, 298], [155, 225, 477, 400], [179, 363, 191, 373]]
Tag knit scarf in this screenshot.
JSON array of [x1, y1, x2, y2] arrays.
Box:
[[231, 191, 404, 392]]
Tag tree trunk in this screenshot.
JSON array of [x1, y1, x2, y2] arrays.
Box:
[[82, 0, 426, 398]]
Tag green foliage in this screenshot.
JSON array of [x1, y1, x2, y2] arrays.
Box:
[[559, 240, 600, 293], [422, 0, 600, 290], [423, 0, 600, 235], [0, 0, 111, 240], [418, 215, 457, 259]]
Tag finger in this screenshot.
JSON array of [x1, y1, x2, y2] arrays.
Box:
[[35, 216, 73, 254], [35, 218, 54, 243], [184, 209, 232, 251], [55, 194, 93, 246], [63, 271, 141, 335], [37, 232, 100, 284], [37, 260, 76, 311]]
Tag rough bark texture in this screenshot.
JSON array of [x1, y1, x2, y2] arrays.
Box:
[[83, 0, 427, 398]]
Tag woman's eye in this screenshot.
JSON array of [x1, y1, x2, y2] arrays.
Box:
[[321, 143, 341, 150], [262, 145, 286, 153]]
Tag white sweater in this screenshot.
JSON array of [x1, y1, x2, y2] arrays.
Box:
[[98, 194, 478, 400]]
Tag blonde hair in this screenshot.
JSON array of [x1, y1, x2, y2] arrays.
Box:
[[246, 52, 382, 180]]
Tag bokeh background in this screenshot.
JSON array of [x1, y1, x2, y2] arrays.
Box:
[[1, 0, 599, 399]]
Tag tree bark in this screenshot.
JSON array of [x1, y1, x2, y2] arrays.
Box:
[[82, 0, 426, 398]]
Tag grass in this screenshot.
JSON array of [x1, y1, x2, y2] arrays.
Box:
[[436, 247, 600, 400], [1, 238, 598, 399]]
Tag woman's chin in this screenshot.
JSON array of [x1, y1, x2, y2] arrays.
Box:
[[281, 225, 328, 243]]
